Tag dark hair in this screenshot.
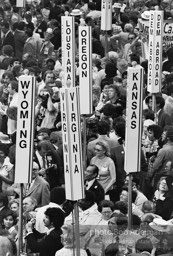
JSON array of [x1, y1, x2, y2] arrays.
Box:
[[26, 28, 33, 37], [105, 62, 117, 78], [88, 2, 96, 10], [135, 238, 153, 253], [98, 200, 114, 212], [50, 187, 66, 205], [114, 201, 127, 215], [10, 80, 18, 92], [44, 207, 65, 229], [102, 104, 117, 118], [2, 45, 13, 57], [97, 120, 110, 135], [147, 124, 162, 139], [0, 21, 9, 29], [156, 95, 165, 109], [105, 243, 119, 256], [2, 209, 17, 227], [143, 109, 155, 121], [114, 122, 125, 140], [17, 21, 26, 30], [130, 53, 140, 64]]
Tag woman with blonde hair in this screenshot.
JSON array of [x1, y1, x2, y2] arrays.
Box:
[[55, 224, 88, 256], [90, 140, 116, 200]]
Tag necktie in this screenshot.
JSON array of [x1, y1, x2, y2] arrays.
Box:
[[42, 156, 46, 169]]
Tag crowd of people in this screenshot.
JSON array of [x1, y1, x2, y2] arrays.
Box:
[[0, 0, 173, 255]]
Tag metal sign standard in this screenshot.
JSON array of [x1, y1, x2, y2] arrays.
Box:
[[125, 67, 144, 174], [16, 0, 25, 7], [15, 76, 35, 183], [148, 11, 163, 93], [101, 0, 112, 31], [78, 26, 93, 115], [61, 16, 75, 87], [60, 87, 85, 201]]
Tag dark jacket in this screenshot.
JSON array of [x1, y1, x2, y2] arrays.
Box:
[[26, 228, 63, 256], [88, 179, 105, 204]]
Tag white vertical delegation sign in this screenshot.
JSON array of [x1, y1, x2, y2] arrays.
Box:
[[16, 0, 25, 7], [101, 0, 112, 31], [147, 11, 163, 93], [60, 87, 85, 200], [79, 26, 93, 115], [125, 67, 143, 174], [61, 16, 75, 87], [15, 76, 35, 183]]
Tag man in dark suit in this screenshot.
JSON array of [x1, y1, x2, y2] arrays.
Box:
[[85, 164, 104, 204], [35, 11, 47, 38], [14, 21, 27, 60], [0, 21, 15, 52], [26, 162, 50, 207], [156, 95, 172, 129]]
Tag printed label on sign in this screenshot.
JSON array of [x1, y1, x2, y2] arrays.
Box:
[[148, 11, 163, 93], [79, 26, 93, 115], [15, 76, 35, 183], [125, 67, 143, 174], [101, 0, 112, 31], [61, 16, 75, 87], [60, 87, 85, 200]]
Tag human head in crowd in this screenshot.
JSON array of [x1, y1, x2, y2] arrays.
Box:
[[23, 196, 37, 213], [10, 58, 21, 69], [37, 128, 51, 141], [144, 95, 153, 111], [114, 201, 128, 215], [105, 243, 119, 256], [113, 122, 126, 143], [105, 62, 117, 79], [97, 120, 110, 135], [142, 109, 155, 121], [46, 58, 56, 71], [60, 224, 77, 248], [85, 16, 95, 27], [119, 187, 128, 203], [43, 70, 55, 85], [135, 238, 153, 254], [78, 190, 96, 211], [50, 187, 66, 205], [50, 131, 62, 147], [156, 95, 165, 111], [0, 20, 10, 35], [107, 84, 120, 102], [85, 164, 99, 181], [9, 199, 19, 216], [2, 71, 14, 87], [1, 209, 17, 230], [12, 65, 23, 78], [147, 124, 163, 141], [25, 11, 32, 24], [95, 140, 110, 157], [7, 80, 18, 96], [43, 207, 65, 230], [2, 45, 14, 57], [142, 201, 155, 214], [130, 53, 140, 66], [117, 59, 128, 75], [98, 200, 114, 220], [36, 140, 54, 158]]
